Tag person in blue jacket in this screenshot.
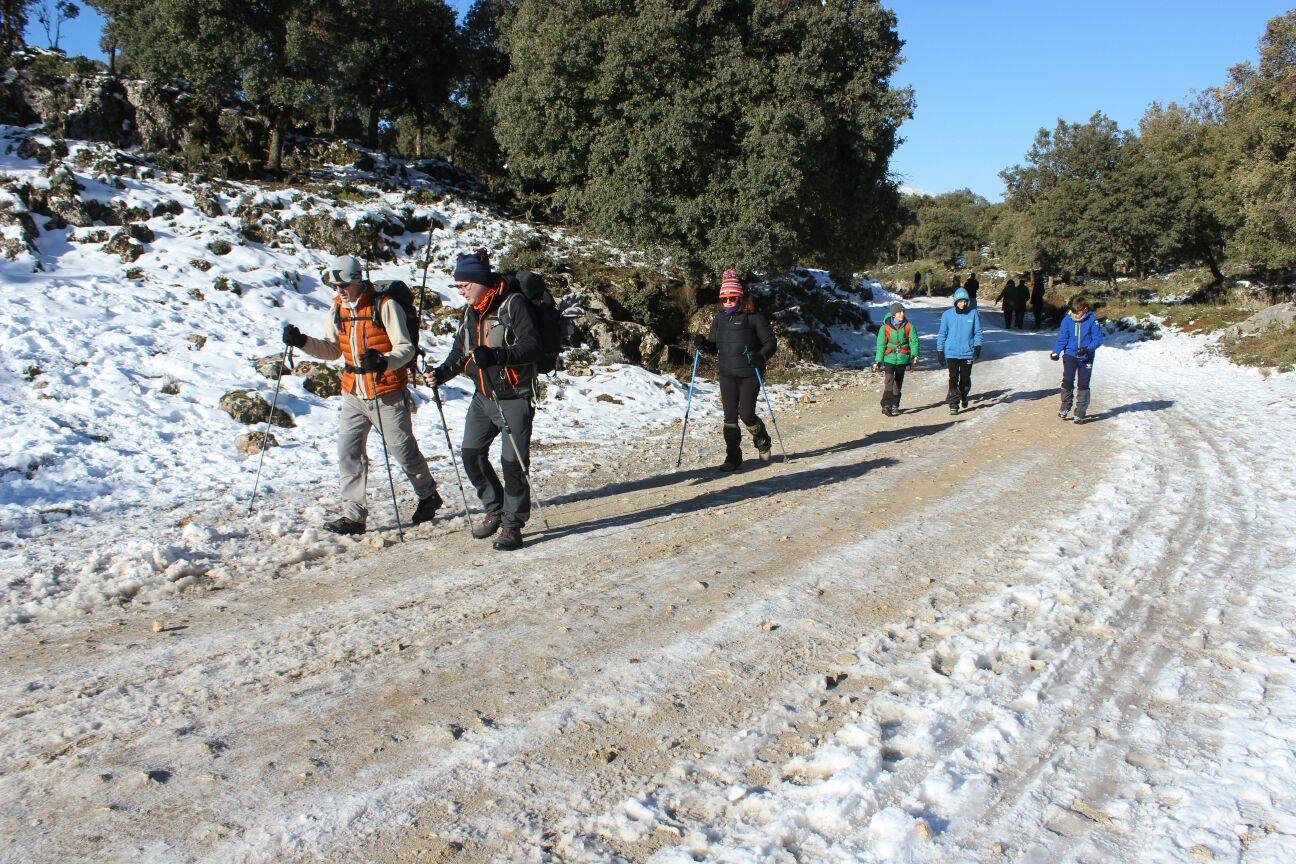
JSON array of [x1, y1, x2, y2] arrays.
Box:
[[936, 287, 984, 414], [1050, 294, 1104, 421]]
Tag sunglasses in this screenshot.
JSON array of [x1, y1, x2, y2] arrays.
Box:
[[721, 296, 740, 304]]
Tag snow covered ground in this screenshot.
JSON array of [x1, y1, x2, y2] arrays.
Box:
[[2, 124, 826, 625]]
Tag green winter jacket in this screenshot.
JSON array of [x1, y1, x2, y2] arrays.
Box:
[[875, 316, 919, 365]]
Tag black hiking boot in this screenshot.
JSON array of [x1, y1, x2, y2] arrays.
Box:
[[410, 489, 443, 525], [472, 511, 502, 540], [492, 526, 523, 551], [949, 404, 959, 415], [323, 516, 365, 536], [961, 396, 969, 409], [718, 456, 742, 472]]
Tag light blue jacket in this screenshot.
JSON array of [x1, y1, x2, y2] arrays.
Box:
[[937, 288, 984, 360]]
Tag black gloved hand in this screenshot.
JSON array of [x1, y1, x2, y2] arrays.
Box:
[[937, 351, 946, 365], [693, 334, 708, 352], [282, 323, 306, 349], [973, 346, 982, 361], [472, 344, 500, 368], [1050, 352, 1059, 362], [875, 362, 884, 372], [357, 348, 386, 373]]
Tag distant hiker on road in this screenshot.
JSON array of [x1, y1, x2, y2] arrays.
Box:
[[694, 270, 777, 471], [937, 287, 984, 415], [1006, 275, 1030, 329], [1050, 295, 1104, 422], [282, 254, 441, 536], [994, 278, 1016, 327], [963, 271, 980, 309], [1031, 270, 1048, 329], [429, 249, 543, 551], [875, 301, 919, 417]]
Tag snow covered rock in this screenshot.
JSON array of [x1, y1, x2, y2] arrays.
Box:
[[219, 390, 294, 428], [235, 430, 278, 455]]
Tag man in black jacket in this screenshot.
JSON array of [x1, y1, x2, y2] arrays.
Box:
[[430, 249, 542, 551]]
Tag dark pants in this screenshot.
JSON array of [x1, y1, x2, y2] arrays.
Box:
[[946, 359, 972, 407], [1032, 303, 1045, 329], [719, 374, 770, 461], [1060, 355, 1094, 418], [881, 363, 908, 410], [1006, 305, 1026, 329], [461, 391, 533, 529]]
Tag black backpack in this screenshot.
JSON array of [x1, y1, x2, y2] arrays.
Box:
[[333, 279, 422, 370], [505, 270, 564, 374]]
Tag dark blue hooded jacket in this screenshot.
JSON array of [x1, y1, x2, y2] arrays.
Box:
[[1052, 311, 1103, 360]]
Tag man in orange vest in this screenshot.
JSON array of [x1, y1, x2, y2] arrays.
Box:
[[282, 255, 441, 535]]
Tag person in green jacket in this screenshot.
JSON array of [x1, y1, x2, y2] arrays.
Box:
[[875, 301, 920, 416]]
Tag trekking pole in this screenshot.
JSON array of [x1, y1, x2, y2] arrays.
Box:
[[247, 344, 293, 514], [431, 385, 476, 534], [675, 348, 701, 468], [482, 377, 550, 532], [746, 349, 790, 464], [370, 392, 406, 543]]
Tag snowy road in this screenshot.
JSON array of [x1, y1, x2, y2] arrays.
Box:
[[2, 303, 1294, 863]]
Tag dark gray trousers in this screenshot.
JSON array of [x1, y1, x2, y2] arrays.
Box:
[[461, 391, 533, 529]]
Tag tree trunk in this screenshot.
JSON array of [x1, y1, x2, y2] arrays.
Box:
[[267, 109, 289, 173], [328, 104, 337, 136], [108, 41, 117, 76], [1205, 251, 1224, 286], [366, 101, 380, 149]]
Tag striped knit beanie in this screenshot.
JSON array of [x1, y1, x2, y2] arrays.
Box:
[[719, 269, 744, 298]]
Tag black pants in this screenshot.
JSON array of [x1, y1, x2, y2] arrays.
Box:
[[461, 392, 533, 529], [719, 374, 770, 460], [946, 359, 972, 407], [1032, 303, 1045, 329], [1005, 305, 1025, 329], [881, 364, 908, 410]]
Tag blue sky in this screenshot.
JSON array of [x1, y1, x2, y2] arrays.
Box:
[[34, 1, 1288, 200]]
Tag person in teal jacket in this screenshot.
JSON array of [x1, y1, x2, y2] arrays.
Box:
[[936, 287, 983, 414], [1050, 294, 1104, 421], [874, 301, 919, 416]]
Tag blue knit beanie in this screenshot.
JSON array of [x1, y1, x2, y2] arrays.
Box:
[[453, 248, 492, 284]]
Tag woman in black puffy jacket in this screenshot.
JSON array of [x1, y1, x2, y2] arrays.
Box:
[[694, 269, 778, 471]]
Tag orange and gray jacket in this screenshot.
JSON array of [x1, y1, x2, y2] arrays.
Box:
[[300, 284, 415, 399], [435, 278, 542, 400]]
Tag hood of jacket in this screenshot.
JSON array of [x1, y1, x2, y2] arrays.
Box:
[[953, 287, 970, 304]]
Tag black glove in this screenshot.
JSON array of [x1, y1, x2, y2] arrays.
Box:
[[429, 366, 450, 387], [357, 348, 386, 373], [1049, 352, 1059, 362], [1075, 349, 1090, 362], [973, 346, 982, 361], [875, 362, 884, 372], [472, 344, 500, 368], [282, 323, 306, 349], [693, 334, 708, 352], [937, 351, 946, 365]]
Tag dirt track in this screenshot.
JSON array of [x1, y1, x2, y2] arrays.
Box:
[[5, 312, 1150, 862]]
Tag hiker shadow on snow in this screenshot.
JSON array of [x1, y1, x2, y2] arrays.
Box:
[[789, 420, 955, 461], [1080, 399, 1175, 422], [538, 456, 899, 543]]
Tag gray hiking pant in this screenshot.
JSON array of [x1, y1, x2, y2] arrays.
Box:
[[338, 390, 436, 523], [461, 392, 533, 529]]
